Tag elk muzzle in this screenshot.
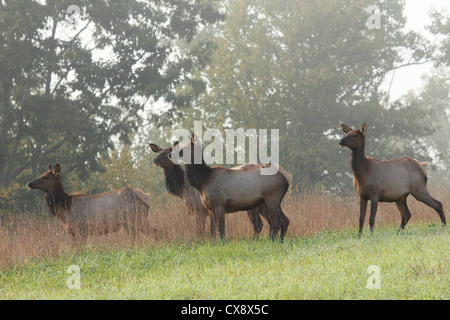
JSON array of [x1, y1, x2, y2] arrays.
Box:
[[26, 181, 35, 190]]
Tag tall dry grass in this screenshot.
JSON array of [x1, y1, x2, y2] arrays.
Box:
[[0, 189, 448, 268]]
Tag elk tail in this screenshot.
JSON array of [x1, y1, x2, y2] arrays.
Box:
[[278, 166, 293, 185], [419, 162, 429, 178]]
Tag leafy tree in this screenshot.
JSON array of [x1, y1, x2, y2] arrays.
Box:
[[427, 8, 450, 67], [66, 143, 167, 198], [0, 0, 222, 207], [400, 68, 450, 181], [191, 0, 441, 190]]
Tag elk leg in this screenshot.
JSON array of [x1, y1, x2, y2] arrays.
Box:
[[209, 210, 218, 238], [266, 205, 281, 241], [279, 208, 290, 242], [128, 224, 138, 242], [255, 208, 264, 235], [259, 205, 270, 224], [358, 198, 368, 237], [247, 208, 263, 238], [257, 205, 272, 233], [395, 197, 411, 231], [195, 211, 207, 236], [368, 198, 379, 234], [216, 207, 226, 240], [412, 189, 446, 226], [264, 195, 284, 241]]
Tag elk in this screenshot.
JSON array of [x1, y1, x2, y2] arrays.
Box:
[[26, 163, 152, 243], [150, 142, 270, 237], [339, 123, 446, 236], [170, 134, 291, 241]]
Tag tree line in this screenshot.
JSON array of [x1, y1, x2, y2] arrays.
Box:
[[0, 0, 448, 210]]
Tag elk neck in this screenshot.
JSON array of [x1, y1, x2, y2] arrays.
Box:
[[44, 181, 71, 221], [350, 140, 368, 180], [185, 159, 212, 192], [163, 165, 186, 198]]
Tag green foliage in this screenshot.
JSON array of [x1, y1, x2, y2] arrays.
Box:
[[0, 182, 27, 210], [428, 9, 450, 66], [66, 143, 167, 200], [1, 141, 171, 212], [0, 0, 222, 196], [186, 0, 448, 191], [1, 0, 448, 207], [400, 68, 450, 183]]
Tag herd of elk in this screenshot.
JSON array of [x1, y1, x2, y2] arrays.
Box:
[[150, 142, 270, 238], [26, 123, 446, 244], [27, 163, 152, 243], [339, 123, 446, 236], [171, 134, 292, 241]]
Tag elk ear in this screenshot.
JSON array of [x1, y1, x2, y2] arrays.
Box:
[[360, 123, 367, 136], [340, 124, 352, 133], [53, 163, 61, 176], [48, 163, 52, 171], [149, 143, 162, 153]]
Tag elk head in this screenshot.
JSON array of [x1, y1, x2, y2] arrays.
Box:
[[339, 123, 367, 150], [167, 133, 202, 165], [150, 142, 179, 168], [26, 163, 61, 192]]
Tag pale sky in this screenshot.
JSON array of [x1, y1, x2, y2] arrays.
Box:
[[384, 0, 450, 101]]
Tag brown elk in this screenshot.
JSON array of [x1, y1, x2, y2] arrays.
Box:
[[150, 142, 270, 237], [339, 123, 446, 236], [170, 134, 291, 241], [26, 163, 152, 243]]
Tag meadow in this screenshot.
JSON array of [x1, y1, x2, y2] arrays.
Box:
[[0, 190, 448, 299]]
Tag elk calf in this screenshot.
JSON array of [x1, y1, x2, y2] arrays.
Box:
[[27, 163, 152, 243], [339, 123, 446, 236]]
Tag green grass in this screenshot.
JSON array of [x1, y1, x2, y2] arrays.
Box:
[[0, 223, 448, 299]]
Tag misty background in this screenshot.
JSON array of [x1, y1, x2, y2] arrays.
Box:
[[0, 0, 448, 210]]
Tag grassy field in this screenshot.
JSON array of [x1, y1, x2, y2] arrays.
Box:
[[0, 192, 448, 300], [0, 223, 448, 299]]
